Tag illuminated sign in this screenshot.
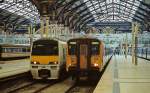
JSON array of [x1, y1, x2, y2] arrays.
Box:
[[92, 42, 99, 44], [70, 42, 76, 44]]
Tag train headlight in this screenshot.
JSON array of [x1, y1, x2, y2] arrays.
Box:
[[34, 61, 37, 64], [31, 61, 39, 64], [94, 63, 99, 67], [54, 61, 58, 64]]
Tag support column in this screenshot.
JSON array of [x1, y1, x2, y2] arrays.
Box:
[[28, 25, 33, 49], [40, 16, 50, 38], [49, 23, 52, 38], [45, 16, 49, 38], [64, 26, 69, 39], [125, 33, 128, 58], [132, 22, 140, 65], [135, 36, 138, 65], [135, 23, 140, 65], [40, 17, 44, 38], [132, 22, 135, 64], [58, 24, 62, 39]]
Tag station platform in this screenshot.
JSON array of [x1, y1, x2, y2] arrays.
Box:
[[0, 59, 30, 79], [94, 55, 150, 93]]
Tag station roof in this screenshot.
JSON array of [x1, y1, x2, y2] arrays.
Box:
[[55, 0, 150, 28], [0, 8, 30, 26], [0, 0, 150, 33], [0, 0, 40, 26], [83, 0, 148, 22]]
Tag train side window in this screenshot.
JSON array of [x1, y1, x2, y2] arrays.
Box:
[[91, 44, 99, 55], [14, 48, 17, 52], [68, 44, 76, 55], [19, 48, 22, 52], [27, 48, 30, 52], [8, 48, 11, 53], [2, 48, 5, 52], [22, 48, 26, 52]]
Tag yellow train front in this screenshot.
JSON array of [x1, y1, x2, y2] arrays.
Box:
[[30, 39, 66, 79], [66, 38, 105, 78]]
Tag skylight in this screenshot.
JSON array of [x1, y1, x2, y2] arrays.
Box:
[[83, 0, 143, 22], [0, 0, 40, 23]]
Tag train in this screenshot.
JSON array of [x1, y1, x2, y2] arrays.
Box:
[[66, 37, 113, 79], [0, 44, 30, 60], [30, 38, 67, 79]]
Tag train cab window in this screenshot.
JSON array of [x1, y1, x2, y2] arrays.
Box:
[[68, 43, 76, 55], [91, 42, 99, 55], [32, 44, 58, 55]]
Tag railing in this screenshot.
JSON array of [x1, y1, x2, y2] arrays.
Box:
[[128, 47, 150, 60]]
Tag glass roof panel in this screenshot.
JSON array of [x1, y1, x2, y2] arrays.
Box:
[[0, 0, 40, 23], [83, 0, 143, 22]]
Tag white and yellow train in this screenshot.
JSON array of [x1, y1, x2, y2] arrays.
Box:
[[30, 38, 67, 79]]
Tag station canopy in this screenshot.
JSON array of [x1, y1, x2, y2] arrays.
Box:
[[0, 0, 149, 32], [0, 0, 40, 26], [84, 0, 143, 22], [56, 0, 149, 29]]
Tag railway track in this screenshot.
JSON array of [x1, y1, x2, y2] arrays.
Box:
[[0, 72, 31, 83], [0, 71, 58, 93], [65, 56, 113, 93], [0, 56, 29, 61], [8, 80, 58, 93], [65, 81, 96, 93], [0, 56, 112, 93], [0, 72, 33, 93]]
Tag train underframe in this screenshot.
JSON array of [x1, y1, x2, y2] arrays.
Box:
[[68, 66, 101, 80], [31, 64, 66, 80]]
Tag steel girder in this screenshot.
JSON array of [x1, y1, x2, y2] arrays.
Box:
[[72, 4, 142, 28], [55, 0, 149, 31], [12, 0, 147, 32], [0, 0, 39, 28]]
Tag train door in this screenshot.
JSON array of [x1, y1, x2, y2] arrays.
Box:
[[79, 44, 88, 69]]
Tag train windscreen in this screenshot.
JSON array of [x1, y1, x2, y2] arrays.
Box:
[[91, 42, 99, 55], [68, 42, 76, 55], [32, 42, 58, 55]]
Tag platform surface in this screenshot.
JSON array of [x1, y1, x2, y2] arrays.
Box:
[[0, 59, 30, 79], [94, 55, 150, 93]]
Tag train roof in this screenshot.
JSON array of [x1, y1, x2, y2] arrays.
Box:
[[33, 38, 66, 44], [0, 44, 29, 47], [67, 37, 102, 42]]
